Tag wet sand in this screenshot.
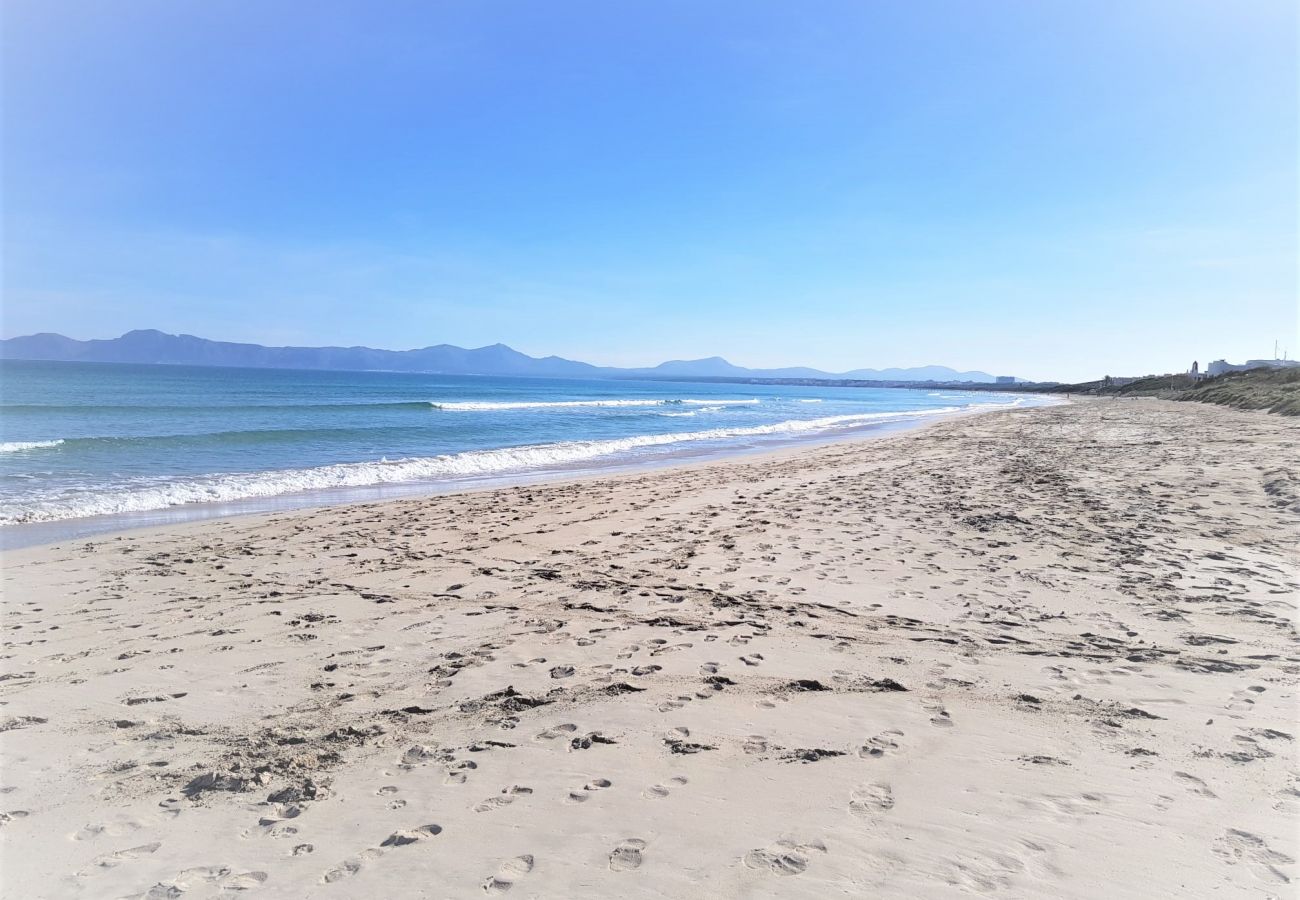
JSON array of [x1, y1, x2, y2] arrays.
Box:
[[1, 398, 1297, 898]]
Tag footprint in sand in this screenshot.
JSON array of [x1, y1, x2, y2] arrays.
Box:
[[609, 838, 647, 871], [222, 870, 270, 889], [534, 723, 578, 741], [566, 778, 613, 804], [642, 776, 688, 800], [1213, 828, 1295, 885], [144, 866, 269, 896], [1173, 771, 1217, 798], [483, 855, 535, 894], [474, 786, 533, 812], [381, 824, 442, 847], [257, 802, 303, 829], [744, 839, 827, 876], [79, 841, 162, 876], [376, 785, 406, 809], [849, 783, 895, 818], [183, 867, 269, 890], [322, 848, 384, 883], [444, 760, 478, 785], [942, 844, 1036, 892], [924, 703, 955, 727], [1273, 779, 1300, 816], [402, 744, 442, 766], [858, 729, 904, 759], [71, 820, 143, 841]]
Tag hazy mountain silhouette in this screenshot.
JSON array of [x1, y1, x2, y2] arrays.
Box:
[[0, 329, 1004, 382]]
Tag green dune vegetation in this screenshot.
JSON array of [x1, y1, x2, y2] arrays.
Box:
[[1048, 366, 1300, 416]]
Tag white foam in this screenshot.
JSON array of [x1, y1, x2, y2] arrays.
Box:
[[1, 405, 980, 525], [796, 398, 823, 403], [662, 405, 726, 417], [431, 398, 759, 410], [0, 440, 64, 453], [431, 399, 665, 410]]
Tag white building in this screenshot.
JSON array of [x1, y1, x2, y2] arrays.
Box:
[[1206, 358, 1300, 377]]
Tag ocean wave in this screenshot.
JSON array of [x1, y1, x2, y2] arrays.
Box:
[[0, 401, 436, 414], [796, 398, 823, 403], [0, 406, 967, 524], [432, 399, 672, 410], [431, 398, 759, 411], [661, 405, 726, 417], [17, 426, 431, 452], [0, 440, 64, 453]]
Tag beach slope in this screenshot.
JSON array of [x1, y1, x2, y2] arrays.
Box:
[[1, 399, 1297, 898]]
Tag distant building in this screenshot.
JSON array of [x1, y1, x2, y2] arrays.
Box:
[[1207, 358, 1300, 377], [994, 375, 1015, 384]]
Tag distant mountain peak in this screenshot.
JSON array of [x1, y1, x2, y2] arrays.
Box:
[[0, 330, 1007, 383]]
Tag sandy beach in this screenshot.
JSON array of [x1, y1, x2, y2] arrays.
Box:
[[1, 398, 1296, 898]]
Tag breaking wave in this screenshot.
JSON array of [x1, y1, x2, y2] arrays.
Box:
[[431, 398, 759, 411], [660, 405, 726, 417], [0, 440, 64, 453], [1, 407, 960, 524]]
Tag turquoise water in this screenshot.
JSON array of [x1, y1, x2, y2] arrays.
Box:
[[0, 360, 1046, 543]]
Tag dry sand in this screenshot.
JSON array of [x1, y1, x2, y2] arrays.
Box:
[[1, 398, 1297, 898]]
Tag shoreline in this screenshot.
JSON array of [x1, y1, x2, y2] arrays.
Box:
[[2, 397, 1294, 898], [1, 398, 1054, 553]]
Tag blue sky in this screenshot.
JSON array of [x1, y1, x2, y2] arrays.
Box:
[[3, 1, 1295, 381]]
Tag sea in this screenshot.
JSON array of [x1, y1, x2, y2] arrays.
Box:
[[0, 360, 1051, 547]]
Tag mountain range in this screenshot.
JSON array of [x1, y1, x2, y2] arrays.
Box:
[[0, 330, 1007, 383]]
